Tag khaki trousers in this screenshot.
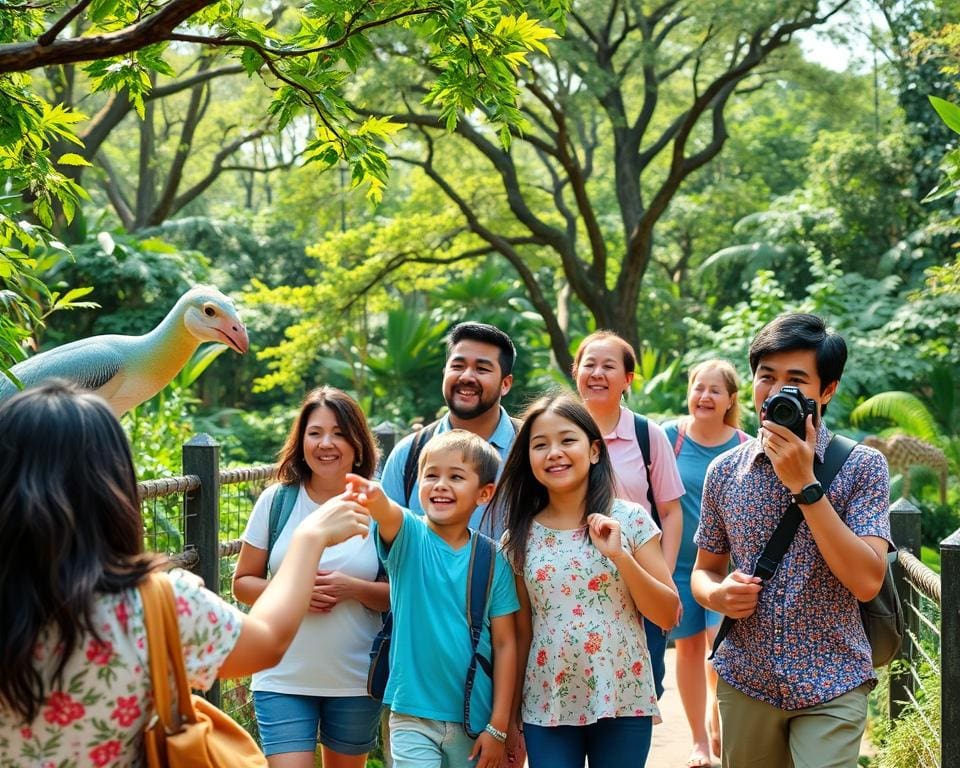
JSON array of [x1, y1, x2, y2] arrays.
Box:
[[716, 677, 870, 768]]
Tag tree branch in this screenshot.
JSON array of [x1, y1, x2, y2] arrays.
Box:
[[0, 0, 219, 72], [37, 0, 94, 47], [161, 127, 268, 224], [94, 150, 135, 230]]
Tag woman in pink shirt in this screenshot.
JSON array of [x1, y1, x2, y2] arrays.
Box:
[[572, 331, 684, 700]]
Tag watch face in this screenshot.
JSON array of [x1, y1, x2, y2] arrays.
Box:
[[796, 483, 824, 504]]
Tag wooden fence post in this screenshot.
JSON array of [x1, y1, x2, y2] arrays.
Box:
[[373, 420, 403, 472], [183, 433, 221, 707], [889, 498, 922, 721], [942, 528, 960, 768]]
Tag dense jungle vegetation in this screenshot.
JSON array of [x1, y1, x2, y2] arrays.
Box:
[[1, 0, 959, 537]]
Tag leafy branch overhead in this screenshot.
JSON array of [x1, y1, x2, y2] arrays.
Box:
[[0, 0, 567, 202]]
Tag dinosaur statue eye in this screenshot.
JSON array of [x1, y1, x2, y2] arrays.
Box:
[[203, 306, 217, 317]]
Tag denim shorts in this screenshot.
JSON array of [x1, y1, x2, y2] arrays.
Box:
[[389, 712, 477, 768], [253, 690, 382, 756]]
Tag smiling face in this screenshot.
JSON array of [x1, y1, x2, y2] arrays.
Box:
[[752, 349, 837, 425], [688, 366, 735, 427], [574, 339, 634, 410], [442, 339, 512, 421], [528, 409, 601, 495], [302, 405, 356, 482], [418, 448, 495, 529]]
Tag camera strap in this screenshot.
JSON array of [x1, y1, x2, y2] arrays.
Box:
[[708, 434, 857, 659]]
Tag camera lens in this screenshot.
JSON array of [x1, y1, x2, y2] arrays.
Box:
[[769, 399, 798, 425]]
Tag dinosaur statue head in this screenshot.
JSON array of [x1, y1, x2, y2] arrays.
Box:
[[180, 286, 249, 354]]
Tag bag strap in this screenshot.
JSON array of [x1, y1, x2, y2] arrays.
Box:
[[402, 420, 440, 506], [736, 429, 750, 444], [462, 533, 496, 739], [710, 433, 859, 658], [672, 418, 688, 458], [632, 413, 659, 527], [140, 573, 198, 730], [267, 483, 299, 570]]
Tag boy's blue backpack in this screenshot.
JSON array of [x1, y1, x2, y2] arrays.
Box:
[[366, 532, 497, 738]]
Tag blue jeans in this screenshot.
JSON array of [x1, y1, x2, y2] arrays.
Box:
[[524, 716, 653, 768], [644, 616, 667, 699]]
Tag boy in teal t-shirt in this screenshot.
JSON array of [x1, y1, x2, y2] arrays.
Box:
[[347, 429, 519, 768]]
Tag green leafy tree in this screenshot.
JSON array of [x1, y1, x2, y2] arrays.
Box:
[[0, 0, 568, 382], [343, 0, 862, 370], [1, 0, 566, 202]]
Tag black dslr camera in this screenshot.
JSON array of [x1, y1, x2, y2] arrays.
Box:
[[761, 386, 817, 439]]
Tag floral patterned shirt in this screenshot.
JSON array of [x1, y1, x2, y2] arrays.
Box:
[[0, 569, 244, 768], [520, 499, 661, 726], [695, 424, 891, 710]]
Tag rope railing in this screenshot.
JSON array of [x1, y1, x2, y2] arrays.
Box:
[[138, 475, 200, 500], [220, 464, 276, 486], [899, 549, 941, 604]]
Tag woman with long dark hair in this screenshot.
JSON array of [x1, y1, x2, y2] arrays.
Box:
[[233, 386, 388, 768], [0, 381, 369, 765]]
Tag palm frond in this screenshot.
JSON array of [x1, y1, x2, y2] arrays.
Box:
[[850, 391, 941, 443]]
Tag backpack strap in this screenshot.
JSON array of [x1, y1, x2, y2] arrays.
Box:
[[462, 533, 497, 739], [509, 416, 522, 434], [672, 418, 688, 458], [402, 420, 441, 507], [710, 433, 858, 658], [736, 429, 750, 444], [267, 483, 300, 574], [632, 413, 659, 527]]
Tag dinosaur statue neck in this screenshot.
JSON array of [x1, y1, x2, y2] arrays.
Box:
[[138, 299, 201, 382]]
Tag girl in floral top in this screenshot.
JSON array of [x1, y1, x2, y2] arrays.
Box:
[[488, 393, 679, 768], [0, 381, 371, 767]]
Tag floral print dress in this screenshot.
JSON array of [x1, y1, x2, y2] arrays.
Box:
[[521, 499, 661, 727], [0, 569, 243, 768]]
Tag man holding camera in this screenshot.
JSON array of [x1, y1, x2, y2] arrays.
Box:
[[691, 313, 891, 767]]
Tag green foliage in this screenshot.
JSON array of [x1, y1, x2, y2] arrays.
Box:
[[0, 65, 95, 380], [124, 385, 195, 480], [924, 96, 960, 204], [920, 545, 941, 572], [915, 499, 959, 548], [872, 662, 941, 768], [40, 228, 210, 343], [1, 0, 568, 203]]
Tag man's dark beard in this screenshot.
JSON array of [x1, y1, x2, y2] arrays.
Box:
[[446, 390, 498, 421]]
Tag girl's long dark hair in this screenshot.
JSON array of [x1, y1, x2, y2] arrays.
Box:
[[486, 393, 617, 573], [0, 381, 162, 724]]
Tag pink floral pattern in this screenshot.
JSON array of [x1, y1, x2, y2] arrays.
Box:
[[521, 499, 661, 726], [0, 569, 243, 767]]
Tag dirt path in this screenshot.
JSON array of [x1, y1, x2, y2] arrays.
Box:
[[648, 647, 714, 767]]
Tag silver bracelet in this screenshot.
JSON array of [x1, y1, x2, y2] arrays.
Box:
[[484, 723, 507, 743]]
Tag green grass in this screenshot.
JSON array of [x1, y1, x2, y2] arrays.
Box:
[[920, 546, 941, 573]]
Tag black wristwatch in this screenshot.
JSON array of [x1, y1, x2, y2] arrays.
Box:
[[792, 481, 825, 505]]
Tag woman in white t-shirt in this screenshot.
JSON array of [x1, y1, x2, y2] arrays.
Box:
[[234, 386, 388, 768], [0, 381, 370, 767]]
